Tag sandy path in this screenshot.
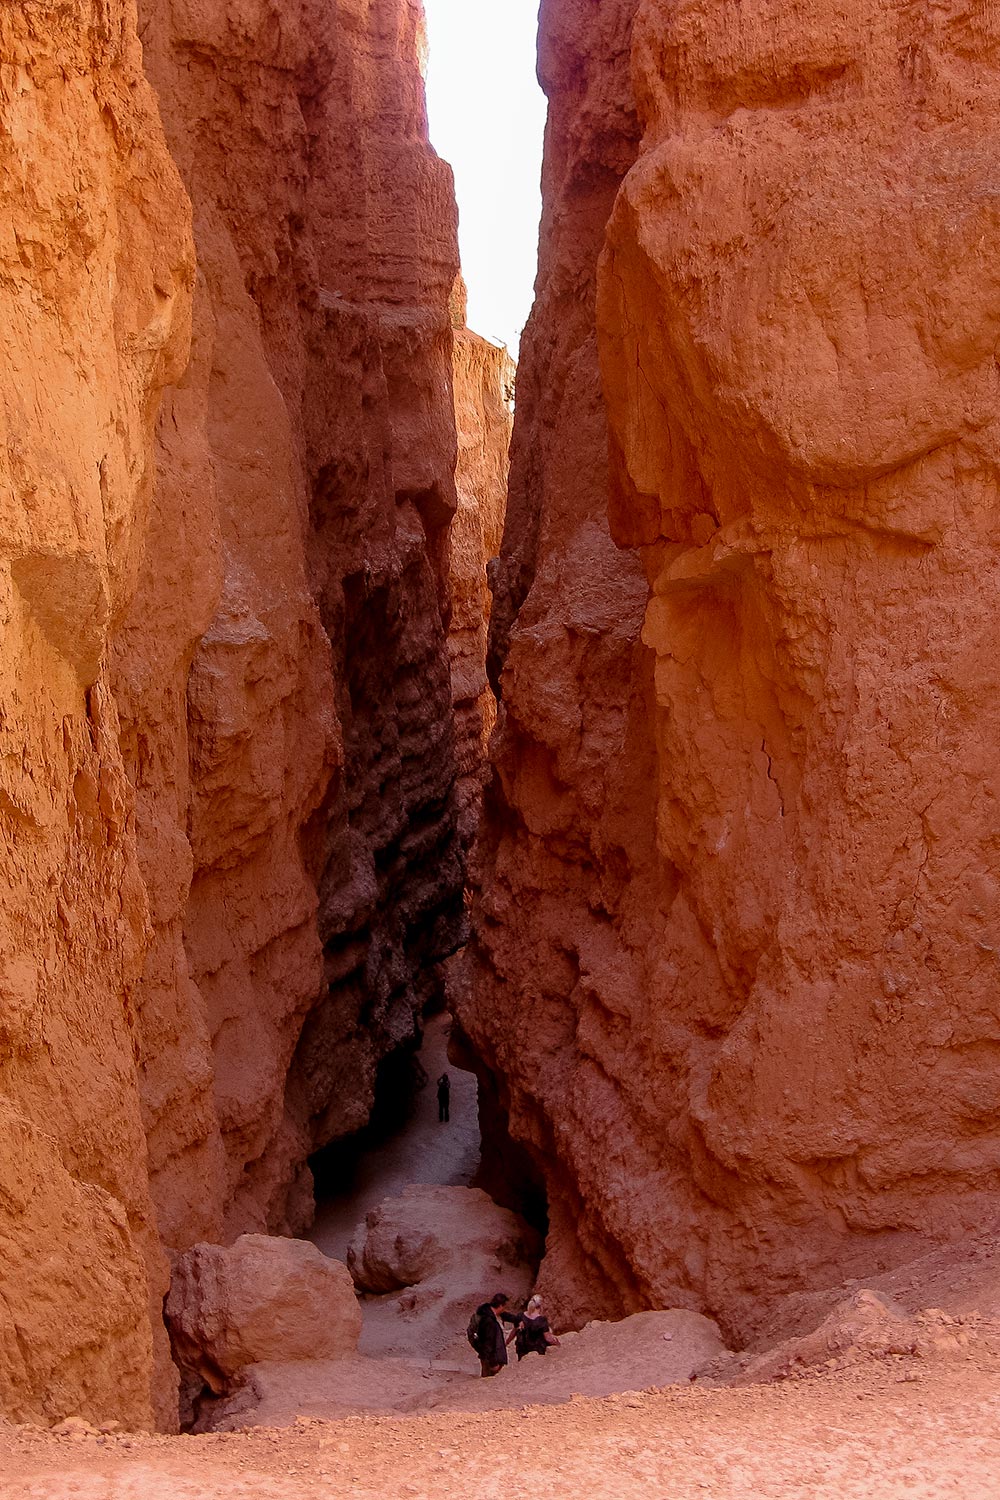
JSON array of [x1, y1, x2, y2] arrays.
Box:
[[305, 1012, 486, 1367], [5, 1350, 1000, 1498], [309, 1012, 480, 1265]]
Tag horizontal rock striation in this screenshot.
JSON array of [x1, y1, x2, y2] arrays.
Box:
[[462, 0, 1000, 1344]]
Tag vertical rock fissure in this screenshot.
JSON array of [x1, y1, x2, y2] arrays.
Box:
[[0, 0, 514, 1430]]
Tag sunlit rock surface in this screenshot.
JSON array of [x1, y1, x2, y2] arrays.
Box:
[[448, 282, 514, 849], [461, 0, 1000, 1344], [0, 0, 194, 1430], [0, 0, 469, 1427]]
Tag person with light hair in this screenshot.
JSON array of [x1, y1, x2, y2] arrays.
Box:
[[514, 1293, 559, 1361]]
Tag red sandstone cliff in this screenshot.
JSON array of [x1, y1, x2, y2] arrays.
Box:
[[0, 0, 472, 1429], [118, 0, 466, 1254], [449, 287, 514, 848], [0, 0, 194, 1429], [462, 0, 1000, 1344], [459, 0, 654, 1328]]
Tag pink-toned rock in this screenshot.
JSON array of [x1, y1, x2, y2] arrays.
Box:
[[166, 1236, 361, 1392], [347, 1184, 538, 1296], [448, 285, 514, 849], [346, 1185, 539, 1363], [463, 0, 1000, 1349], [699, 1291, 918, 1386]]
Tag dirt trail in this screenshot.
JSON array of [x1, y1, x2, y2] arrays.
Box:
[[306, 1012, 494, 1370], [5, 1347, 1000, 1498], [309, 1013, 480, 1266], [14, 1020, 999, 1495]]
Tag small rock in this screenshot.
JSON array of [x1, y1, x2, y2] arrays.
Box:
[[51, 1417, 96, 1439]]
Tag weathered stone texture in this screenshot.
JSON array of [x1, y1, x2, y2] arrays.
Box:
[[463, 0, 1000, 1344], [0, 0, 468, 1428], [458, 0, 656, 1331], [0, 0, 194, 1429], [166, 1235, 361, 1392], [116, 0, 466, 1250], [449, 300, 514, 848]]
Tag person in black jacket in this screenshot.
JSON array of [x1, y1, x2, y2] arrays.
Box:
[[514, 1295, 559, 1359], [437, 1072, 451, 1123], [471, 1292, 517, 1377]]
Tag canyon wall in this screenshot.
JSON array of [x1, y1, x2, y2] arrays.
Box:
[[122, 0, 466, 1253], [448, 285, 514, 848], [1, 0, 479, 1429], [462, 0, 1000, 1344], [462, 0, 654, 1325], [0, 0, 194, 1430]]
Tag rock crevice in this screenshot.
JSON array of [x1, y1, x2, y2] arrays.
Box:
[[0, 0, 509, 1428]]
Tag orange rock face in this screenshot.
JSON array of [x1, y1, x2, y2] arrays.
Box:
[[464, 0, 1000, 1343], [449, 299, 514, 848], [120, 0, 466, 1251], [0, 0, 194, 1429], [0, 0, 472, 1428], [461, 0, 652, 1328]]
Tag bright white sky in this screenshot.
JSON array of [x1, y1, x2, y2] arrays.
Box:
[[422, 0, 547, 353]]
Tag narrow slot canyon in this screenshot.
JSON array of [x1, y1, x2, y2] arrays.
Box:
[[5, 0, 1000, 1495]]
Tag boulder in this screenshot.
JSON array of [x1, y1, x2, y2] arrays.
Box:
[[347, 1183, 538, 1295], [346, 1185, 540, 1360], [166, 1236, 361, 1391]]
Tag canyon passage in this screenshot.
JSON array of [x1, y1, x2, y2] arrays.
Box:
[[4, 0, 1000, 1494]]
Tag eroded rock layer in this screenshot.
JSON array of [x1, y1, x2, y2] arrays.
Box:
[[125, 0, 467, 1253], [448, 284, 514, 848], [1, 0, 473, 1427], [461, 0, 652, 1329], [462, 0, 1000, 1343], [0, 0, 194, 1430]]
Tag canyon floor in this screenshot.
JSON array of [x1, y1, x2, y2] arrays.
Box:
[[309, 1012, 481, 1266], [3, 1344, 1000, 1499], [6, 1020, 1000, 1497]]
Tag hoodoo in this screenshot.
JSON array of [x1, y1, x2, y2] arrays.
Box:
[[462, 0, 1000, 1344]]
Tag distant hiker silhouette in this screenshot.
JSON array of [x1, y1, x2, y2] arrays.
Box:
[[437, 1072, 450, 1123]]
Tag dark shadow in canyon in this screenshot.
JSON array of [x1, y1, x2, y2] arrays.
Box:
[[309, 1037, 437, 1208], [308, 1007, 549, 1263]]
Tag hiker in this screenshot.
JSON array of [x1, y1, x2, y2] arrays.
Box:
[[437, 1072, 450, 1123], [514, 1294, 559, 1360], [468, 1292, 517, 1377]]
